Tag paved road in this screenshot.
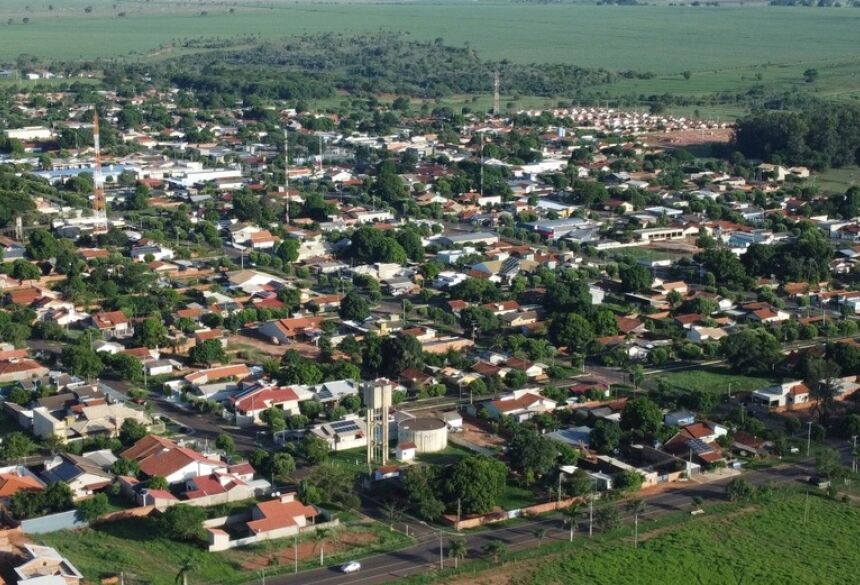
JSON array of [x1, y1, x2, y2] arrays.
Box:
[[263, 463, 812, 585]]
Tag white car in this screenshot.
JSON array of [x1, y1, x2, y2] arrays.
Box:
[[341, 561, 361, 574]]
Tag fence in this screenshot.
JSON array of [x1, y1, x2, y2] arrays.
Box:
[[441, 496, 585, 531], [19, 509, 86, 535]]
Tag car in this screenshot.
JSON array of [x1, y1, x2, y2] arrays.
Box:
[[340, 561, 361, 573], [808, 476, 831, 489]]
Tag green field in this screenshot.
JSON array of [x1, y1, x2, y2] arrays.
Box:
[[1, 3, 857, 72], [814, 166, 860, 194], [2, 3, 859, 119], [406, 490, 860, 585], [652, 366, 778, 395]]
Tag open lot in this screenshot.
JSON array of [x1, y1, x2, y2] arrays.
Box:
[[651, 366, 778, 396], [37, 514, 409, 585]]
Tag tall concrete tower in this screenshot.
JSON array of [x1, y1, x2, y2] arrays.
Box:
[[364, 378, 393, 466], [91, 111, 107, 234]]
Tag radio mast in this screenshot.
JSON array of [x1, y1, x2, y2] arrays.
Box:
[[92, 111, 107, 233], [283, 128, 290, 224], [493, 70, 500, 117]]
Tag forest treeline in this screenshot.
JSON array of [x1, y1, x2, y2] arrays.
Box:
[[733, 104, 860, 170]]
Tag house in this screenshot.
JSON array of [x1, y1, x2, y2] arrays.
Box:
[[258, 316, 326, 345], [0, 465, 45, 501], [0, 358, 49, 383], [0, 236, 26, 262], [184, 363, 251, 387], [687, 326, 729, 343], [483, 390, 557, 422], [751, 381, 810, 411], [309, 416, 367, 451], [664, 410, 696, 428], [14, 544, 84, 585], [732, 432, 773, 457], [90, 310, 133, 339], [121, 435, 226, 485], [396, 442, 417, 461], [231, 386, 301, 426], [505, 357, 547, 380], [207, 493, 318, 552], [130, 244, 174, 262], [41, 453, 113, 499], [32, 401, 148, 443]]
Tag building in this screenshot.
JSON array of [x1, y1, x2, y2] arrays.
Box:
[[483, 390, 557, 422], [397, 417, 448, 453], [231, 386, 301, 426], [90, 310, 133, 339], [310, 416, 368, 452], [751, 381, 811, 411], [14, 544, 83, 585]]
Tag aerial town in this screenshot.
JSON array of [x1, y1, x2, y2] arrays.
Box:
[[0, 58, 857, 585]]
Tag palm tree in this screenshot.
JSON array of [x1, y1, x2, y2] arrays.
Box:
[[482, 540, 506, 563], [627, 499, 646, 548], [448, 538, 467, 568], [175, 555, 197, 585], [313, 528, 331, 566], [533, 527, 547, 546], [562, 503, 581, 542]]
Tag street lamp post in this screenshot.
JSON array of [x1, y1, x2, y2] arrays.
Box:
[[806, 421, 813, 457]]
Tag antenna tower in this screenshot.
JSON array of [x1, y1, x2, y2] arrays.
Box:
[[92, 111, 107, 233], [283, 128, 290, 224], [493, 70, 500, 117]]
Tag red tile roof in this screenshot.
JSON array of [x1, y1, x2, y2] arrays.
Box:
[[247, 498, 317, 534]]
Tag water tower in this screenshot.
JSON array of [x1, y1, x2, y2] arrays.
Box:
[[363, 378, 393, 466]]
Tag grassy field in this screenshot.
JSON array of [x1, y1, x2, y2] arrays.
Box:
[[406, 489, 860, 585], [653, 366, 777, 395], [813, 166, 860, 194], [38, 514, 410, 585], [1, 3, 858, 120]]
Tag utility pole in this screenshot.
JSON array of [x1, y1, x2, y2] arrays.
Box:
[[806, 420, 813, 456], [557, 473, 563, 505], [479, 132, 484, 199], [439, 532, 444, 569], [588, 497, 593, 538], [852, 436, 858, 473], [294, 536, 298, 573]]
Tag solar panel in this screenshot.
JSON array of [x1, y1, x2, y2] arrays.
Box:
[[687, 438, 712, 454], [331, 420, 360, 433]]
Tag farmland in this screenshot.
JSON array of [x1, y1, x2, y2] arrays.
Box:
[[2, 3, 859, 119]]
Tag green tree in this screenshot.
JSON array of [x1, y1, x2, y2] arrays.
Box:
[[119, 419, 147, 446], [76, 493, 109, 522], [620, 397, 663, 440], [111, 458, 140, 477], [449, 538, 467, 568], [134, 317, 167, 348], [508, 427, 558, 479], [721, 328, 782, 375], [619, 264, 652, 293], [215, 433, 235, 454], [27, 229, 59, 260], [1, 432, 35, 461], [339, 291, 371, 321], [482, 540, 507, 563], [549, 313, 594, 353], [188, 339, 227, 366], [589, 420, 621, 453], [445, 456, 507, 515], [11, 259, 41, 281], [160, 504, 206, 541], [725, 477, 754, 502], [61, 345, 104, 380]]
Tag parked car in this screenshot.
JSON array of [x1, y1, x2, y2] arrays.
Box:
[[340, 561, 361, 574], [808, 476, 831, 489]]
